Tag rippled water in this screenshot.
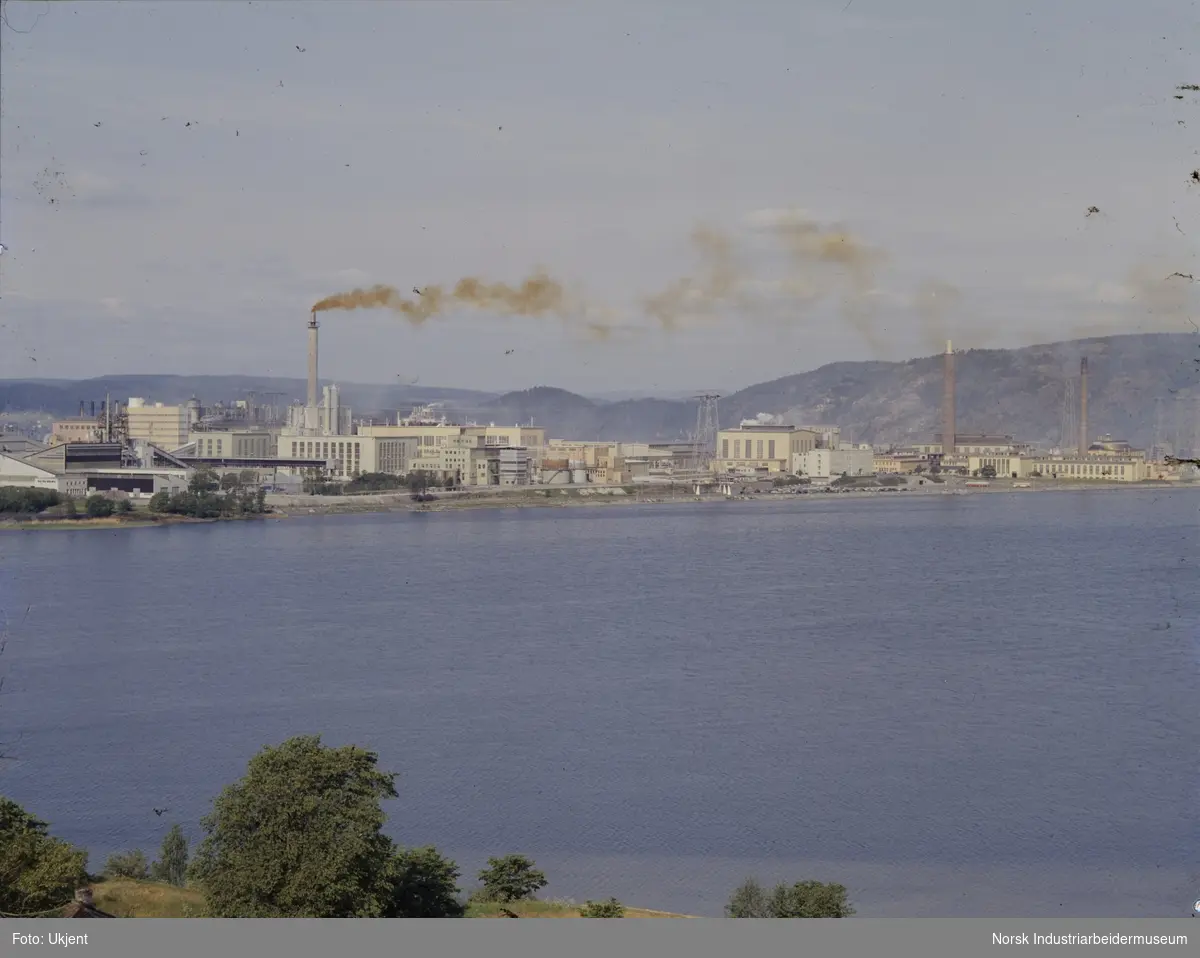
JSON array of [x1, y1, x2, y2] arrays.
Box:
[[1, 489, 1197, 916]]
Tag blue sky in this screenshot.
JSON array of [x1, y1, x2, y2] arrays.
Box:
[[1, 0, 1197, 395]]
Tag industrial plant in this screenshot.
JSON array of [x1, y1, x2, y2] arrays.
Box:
[[0, 312, 1193, 505]]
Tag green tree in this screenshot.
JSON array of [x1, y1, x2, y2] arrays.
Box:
[[147, 490, 170, 513], [980, 464, 997, 479], [63, 498, 78, 519], [190, 735, 400, 917], [384, 846, 465, 917], [0, 797, 89, 916], [727, 878, 854, 918], [115, 498, 133, 514], [188, 468, 220, 494], [151, 824, 189, 887], [104, 849, 149, 880], [726, 878, 772, 917], [476, 854, 548, 904], [219, 472, 242, 494], [580, 898, 625, 917], [85, 495, 115, 518]]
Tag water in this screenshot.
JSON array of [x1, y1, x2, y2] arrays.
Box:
[[1, 489, 1197, 917]]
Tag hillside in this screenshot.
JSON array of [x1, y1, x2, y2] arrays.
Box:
[[3, 333, 1196, 449], [472, 333, 1200, 448], [0, 375, 496, 421]]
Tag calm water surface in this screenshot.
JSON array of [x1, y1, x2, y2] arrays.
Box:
[[2, 489, 1197, 916]]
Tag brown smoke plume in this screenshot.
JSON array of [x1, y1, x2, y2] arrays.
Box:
[[643, 227, 745, 329], [756, 211, 888, 353], [312, 271, 568, 324]]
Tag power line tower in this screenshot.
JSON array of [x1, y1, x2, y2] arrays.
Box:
[[1059, 378, 1076, 452], [692, 394, 721, 472]]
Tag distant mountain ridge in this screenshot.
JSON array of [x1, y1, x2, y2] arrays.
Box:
[[2, 333, 1196, 449]]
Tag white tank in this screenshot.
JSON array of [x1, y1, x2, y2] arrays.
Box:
[[571, 467, 588, 484]]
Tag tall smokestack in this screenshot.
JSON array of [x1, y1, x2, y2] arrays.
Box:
[[1078, 357, 1088, 455], [942, 340, 955, 457], [307, 313, 319, 411]]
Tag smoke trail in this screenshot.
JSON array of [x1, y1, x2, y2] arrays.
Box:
[[312, 271, 569, 324], [750, 209, 889, 352], [643, 227, 746, 329]]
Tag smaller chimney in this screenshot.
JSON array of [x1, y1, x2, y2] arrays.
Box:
[[74, 888, 94, 906]]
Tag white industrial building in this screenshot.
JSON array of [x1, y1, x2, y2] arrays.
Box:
[[799, 445, 875, 478], [0, 441, 192, 498]]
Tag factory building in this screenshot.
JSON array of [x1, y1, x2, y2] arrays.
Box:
[[873, 453, 931, 474], [914, 435, 1033, 457], [186, 430, 276, 459], [125, 398, 189, 450], [715, 423, 821, 475], [801, 445, 875, 478], [50, 418, 102, 444], [1029, 454, 1143, 482], [0, 441, 192, 498], [283, 384, 353, 437]]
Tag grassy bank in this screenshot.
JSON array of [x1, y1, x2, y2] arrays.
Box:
[[89, 879, 692, 918], [92, 879, 207, 918]]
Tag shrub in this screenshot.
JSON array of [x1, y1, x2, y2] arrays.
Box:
[[103, 849, 150, 880], [580, 898, 625, 917], [115, 499, 133, 514], [727, 878, 855, 918], [0, 487, 61, 514], [85, 495, 115, 518]]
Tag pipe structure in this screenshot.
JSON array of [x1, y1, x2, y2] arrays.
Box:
[[942, 340, 956, 457], [1078, 357, 1088, 454]]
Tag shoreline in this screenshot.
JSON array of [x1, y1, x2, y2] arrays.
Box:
[[2, 480, 1194, 531], [265, 478, 1197, 520]]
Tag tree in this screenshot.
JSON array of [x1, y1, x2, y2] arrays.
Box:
[[727, 878, 855, 918], [384, 846, 464, 917], [85, 494, 115, 518], [115, 498, 133, 514], [104, 849, 149, 880], [726, 878, 772, 917], [407, 471, 430, 496], [580, 898, 625, 917], [147, 491, 170, 513], [62, 497, 77, 519], [188, 468, 220, 494], [0, 797, 89, 916], [219, 472, 243, 494], [980, 464, 997, 479], [190, 735, 400, 917], [476, 855, 548, 904], [151, 824, 189, 887]]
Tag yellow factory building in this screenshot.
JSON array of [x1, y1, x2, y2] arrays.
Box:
[[715, 424, 821, 475], [125, 398, 189, 450]]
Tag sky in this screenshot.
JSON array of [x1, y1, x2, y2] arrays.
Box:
[[0, 0, 1198, 396]]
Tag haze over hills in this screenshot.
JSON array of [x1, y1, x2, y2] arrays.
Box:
[[1, 333, 1196, 450]]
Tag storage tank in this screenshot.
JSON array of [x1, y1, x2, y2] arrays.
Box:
[[570, 460, 588, 484]]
